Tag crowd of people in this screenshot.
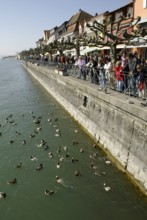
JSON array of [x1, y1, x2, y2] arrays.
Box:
[[55, 52, 147, 101]]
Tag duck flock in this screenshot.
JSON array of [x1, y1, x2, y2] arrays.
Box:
[[0, 110, 113, 200]]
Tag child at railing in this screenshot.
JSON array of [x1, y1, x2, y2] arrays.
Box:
[[136, 64, 146, 100]]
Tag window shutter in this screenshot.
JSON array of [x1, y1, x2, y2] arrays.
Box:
[[143, 0, 147, 8]]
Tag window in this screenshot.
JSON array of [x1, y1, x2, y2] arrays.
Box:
[[143, 0, 147, 8], [115, 12, 123, 21]]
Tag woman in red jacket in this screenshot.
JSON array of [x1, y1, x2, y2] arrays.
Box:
[[115, 61, 124, 92]]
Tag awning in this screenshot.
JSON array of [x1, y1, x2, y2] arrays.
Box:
[[137, 18, 147, 24], [126, 44, 147, 48], [80, 46, 99, 54]]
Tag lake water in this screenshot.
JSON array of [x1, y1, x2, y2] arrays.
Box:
[[0, 59, 147, 220]]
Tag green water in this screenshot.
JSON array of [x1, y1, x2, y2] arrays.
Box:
[[0, 59, 147, 220]]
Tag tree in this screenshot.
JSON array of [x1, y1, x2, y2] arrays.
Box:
[[86, 14, 143, 64], [48, 35, 87, 58]]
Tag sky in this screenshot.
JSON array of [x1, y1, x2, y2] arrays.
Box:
[[0, 0, 132, 56]]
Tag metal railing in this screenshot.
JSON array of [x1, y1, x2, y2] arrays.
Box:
[[25, 59, 147, 103]]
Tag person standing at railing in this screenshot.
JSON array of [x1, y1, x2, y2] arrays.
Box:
[[98, 58, 105, 90], [86, 57, 99, 84], [104, 57, 113, 89], [136, 64, 147, 100], [76, 56, 86, 79], [115, 61, 124, 92], [122, 53, 138, 96]]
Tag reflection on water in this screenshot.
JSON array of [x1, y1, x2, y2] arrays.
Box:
[[0, 59, 147, 220]]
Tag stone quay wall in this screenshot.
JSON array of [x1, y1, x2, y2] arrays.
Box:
[[23, 62, 147, 195]]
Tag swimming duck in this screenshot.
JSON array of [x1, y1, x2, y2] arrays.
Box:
[[71, 158, 79, 163], [7, 178, 17, 184], [16, 163, 22, 168], [0, 192, 7, 198], [55, 133, 61, 137], [48, 152, 53, 158], [65, 152, 70, 158], [30, 134, 35, 138], [10, 140, 14, 144], [56, 162, 61, 169], [103, 183, 111, 192], [59, 156, 64, 162], [22, 140, 26, 145], [44, 145, 49, 150], [90, 163, 97, 169], [72, 140, 79, 145], [74, 170, 81, 176], [63, 146, 68, 151], [105, 160, 111, 165], [40, 139, 46, 146], [35, 163, 43, 171], [31, 156, 38, 161], [56, 176, 63, 184], [36, 127, 42, 131], [15, 131, 21, 135], [80, 148, 84, 153], [57, 146, 61, 153], [45, 189, 55, 196]]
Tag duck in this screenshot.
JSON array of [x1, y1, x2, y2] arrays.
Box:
[[55, 129, 60, 133], [30, 134, 35, 138], [35, 163, 43, 171], [80, 148, 84, 153], [103, 183, 111, 192], [44, 145, 49, 150], [56, 162, 61, 169], [74, 170, 81, 176], [59, 156, 64, 162], [22, 140, 26, 145], [56, 176, 63, 184], [90, 163, 97, 169], [15, 131, 21, 135], [45, 189, 55, 196], [36, 127, 42, 131], [72, 140, 79, 145], [31, 156, 38, 161], [10, 139, 14, 144], [105, 160, 111, 165], [63, 146, 68, 151], [47, 118, 52, 122], [57, 146, 61, 153], [71, 158, 79, 163], [0, 192, 7, 198], [65, 152, 70, 158], [7, 178, 17, 184], [16, 163, 22, 168], [40, 139, 46, 146], [48, 152, 53, 158], [55, 133, 61, 137]]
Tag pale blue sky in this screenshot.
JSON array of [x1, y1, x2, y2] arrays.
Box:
[[0, 0, 131, 56]]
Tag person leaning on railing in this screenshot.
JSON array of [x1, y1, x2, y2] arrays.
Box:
[[136, 64, 147, 100], [115, 61, 124, 93], [122, 53, 138, 96]]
